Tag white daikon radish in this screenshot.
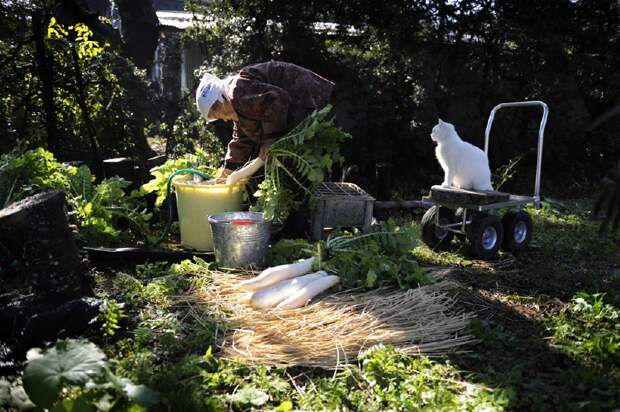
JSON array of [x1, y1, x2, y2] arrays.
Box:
[[238, 257, 316, 291], [250, 271, 328, 309], [226, 158, 265, 185], [275, 275, 340, 310]]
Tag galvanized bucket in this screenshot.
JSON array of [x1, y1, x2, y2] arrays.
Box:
[[208, 211, 272, 268]]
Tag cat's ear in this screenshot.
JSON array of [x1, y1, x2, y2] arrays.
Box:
[[438, 118, 443, 124]]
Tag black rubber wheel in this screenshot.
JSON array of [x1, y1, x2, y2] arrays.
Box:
[[501, 210, 533, 253], [467, 213, 504, 260], [421, 206, 455, 251]]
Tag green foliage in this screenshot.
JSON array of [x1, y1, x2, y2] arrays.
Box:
[[0, 5, 157, 161], [47, 18, 103, 60], [266, 238, 316, 266], [0, 148, 151, 245], [23, 340, 107, 408], [135, 261, 172, 279], [322, 221, 430, 289], [266, 222, 429, 290], [65, 165, 151, 245], [252, 105, 350, 222], [298, 345, 508, 411], [98, 300, 127, 337], [22, 339, 158, 410], [168, 103, 227, 159], [492, 153, 525, 192], [139, 146, 219, 208], [548, 292, 620, 367], [0, 147, 71, 207]]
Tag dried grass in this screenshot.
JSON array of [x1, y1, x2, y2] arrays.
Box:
[[188, 269, 476, 369]]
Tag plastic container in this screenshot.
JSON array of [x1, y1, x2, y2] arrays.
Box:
[[209, 211, 271, 268], [173, 175, 244, 251]]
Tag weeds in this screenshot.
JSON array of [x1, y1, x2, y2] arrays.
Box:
[[547, 292, 620, 367]]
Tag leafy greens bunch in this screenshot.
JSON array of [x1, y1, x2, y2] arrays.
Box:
[[253, 105, 350, 223], [322, 221, 430, 289], [267, 221, 430, 290]]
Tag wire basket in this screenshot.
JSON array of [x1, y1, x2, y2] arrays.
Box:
[[310, 182, 375, 240]]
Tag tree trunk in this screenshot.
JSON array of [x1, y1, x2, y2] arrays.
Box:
[[116, 0, 159, 71], [0, 191, 88, 298], [71, 46, 102, 174], [32, 11, 59, 154]]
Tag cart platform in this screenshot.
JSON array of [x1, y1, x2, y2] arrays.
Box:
[[428, 185, 510, 205], [425, 185, 535, 212]]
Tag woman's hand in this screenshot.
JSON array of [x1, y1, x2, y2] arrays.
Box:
[[215, 168, 234, 184], [226, 158, 265, 185]]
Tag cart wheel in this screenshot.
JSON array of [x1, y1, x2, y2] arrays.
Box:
[[502, 211, 533, 252], [421, 206, 455, 251], [468, 214, 504, 259]]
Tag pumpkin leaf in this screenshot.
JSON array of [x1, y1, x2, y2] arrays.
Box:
[[23, 340, 106, 408]]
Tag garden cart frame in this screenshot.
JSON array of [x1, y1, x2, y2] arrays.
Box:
[[421, 100, 549, 259]]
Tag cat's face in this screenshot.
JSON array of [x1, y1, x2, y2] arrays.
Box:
[[430, 119, 455, 143]]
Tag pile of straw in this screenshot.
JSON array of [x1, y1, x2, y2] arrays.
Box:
[[190, 270, 475, 369]]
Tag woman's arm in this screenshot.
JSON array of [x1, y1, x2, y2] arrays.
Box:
[[224, 123, 255, 171]]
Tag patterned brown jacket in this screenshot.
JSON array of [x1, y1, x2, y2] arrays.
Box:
[[223, 61, 335, 169]]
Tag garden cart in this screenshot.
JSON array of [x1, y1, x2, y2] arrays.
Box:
[[421, 100, 549, 259]]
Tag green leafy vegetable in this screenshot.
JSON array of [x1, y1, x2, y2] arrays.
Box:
[[266, 238, 316, 266], [65, 165, 152, 245], [139, 146, 218, 208], [252, 105, 350, 223], [0, 148, 71, 208], [267, 221, 430, 290]]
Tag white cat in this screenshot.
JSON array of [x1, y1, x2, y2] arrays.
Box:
[[431, 119, 493, 191]]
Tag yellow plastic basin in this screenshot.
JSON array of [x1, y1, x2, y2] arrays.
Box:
[[173, 175, 244, 251]]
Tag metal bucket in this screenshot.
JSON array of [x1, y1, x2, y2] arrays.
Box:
[[208, 211, 272, 268]]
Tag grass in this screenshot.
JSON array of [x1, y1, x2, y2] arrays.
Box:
[[2, 199, 619, 411], [410, 199, 620, 410]]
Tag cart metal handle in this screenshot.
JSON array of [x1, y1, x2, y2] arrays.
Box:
[[484, 100, 549, 208]]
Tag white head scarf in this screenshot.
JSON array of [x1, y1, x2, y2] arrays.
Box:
[[196, 73, 228, 122]]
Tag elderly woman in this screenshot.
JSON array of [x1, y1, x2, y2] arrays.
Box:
[[196, 61, 335, 184]]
